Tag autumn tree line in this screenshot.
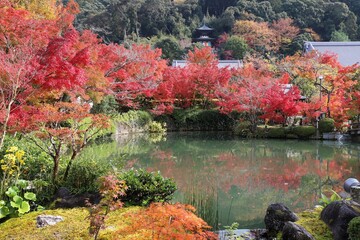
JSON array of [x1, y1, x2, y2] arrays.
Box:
[[0, 1, 359, 237], [73, 0, 360, 59], [1, 0, 360, 182]]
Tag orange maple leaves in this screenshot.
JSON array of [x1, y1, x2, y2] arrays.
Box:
[[118, 202, 217, 240]]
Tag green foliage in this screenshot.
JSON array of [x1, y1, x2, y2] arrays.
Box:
[[154, 36, 184, 63], [119, 169, 177, 206], [224, 222, 240, 239], [292, 126, 316, 139], [348, 216, 360, 240], [1, 137, 54, 204], [319, 190, 342, 207], [287, 33, 313, 55], [0, 179, 39, 219], [91, 95, 119, 115], [172, 108, 236, 131], [146, 121, 167, 133], [74, 0, 360, 51], [319, 118, 335, 133], [112, 110, 153, 132], [330, 30, 350, 41], [62, 159, 109, 194], [220, 35, 248, 59], [0, 146, 26, 199], [267, 127, 286, 138], [233, 121, 252, 137]]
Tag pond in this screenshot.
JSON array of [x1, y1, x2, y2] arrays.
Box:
[[92, 132, 360, 230]]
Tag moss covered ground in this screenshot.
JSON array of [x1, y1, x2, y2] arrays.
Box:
[[296, 207, 333, 240], [0, 207, 141, 240]]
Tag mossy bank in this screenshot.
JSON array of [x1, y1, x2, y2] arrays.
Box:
[[0, 207, 141, 240]]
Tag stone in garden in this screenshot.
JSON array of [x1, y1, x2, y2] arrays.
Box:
[[55, 187, 71, 199], [320, 200, 360, 240], [36, 215, 64, 228], [264, 203, 299, 237], [54, 192, 101, 208], [53, 187, 101, 208], [282, 221, 315, 240]]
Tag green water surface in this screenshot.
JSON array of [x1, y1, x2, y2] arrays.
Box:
[[90, 132, 360, 230]]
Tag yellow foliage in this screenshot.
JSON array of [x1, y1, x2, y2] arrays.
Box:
[[9, 0, 60, 19]]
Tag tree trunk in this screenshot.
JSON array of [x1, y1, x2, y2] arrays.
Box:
[[63, 151, 78, 181], [52, 154, 60, 184], [327, 93, 331, 118], [0, 100, 13, 151]]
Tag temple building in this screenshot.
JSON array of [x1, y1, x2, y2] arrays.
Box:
[[193, 23, 215, 47], [304, 41, 360, 66], [172, 22, 243, 68]]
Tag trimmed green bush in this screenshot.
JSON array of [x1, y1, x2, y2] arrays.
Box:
[[348, 217, 360, 240], [267, 127, 286, 138], [171, 108, 236, 131], [293, 126, 316, 139], [119, 169, 177, 206], [318, 118, 335, 133], [233, 121, 252, 137]]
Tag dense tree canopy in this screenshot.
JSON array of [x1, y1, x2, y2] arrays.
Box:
[[73, 0, 360, 45]]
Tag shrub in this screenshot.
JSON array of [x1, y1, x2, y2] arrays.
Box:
[[86, 175, 126, 240], [348, 217, 360, 240], [0, 146, 26, 198], [112, 110, 153, 134], [114, 110, 152, 127], [267, 127, 286, 138], [1, 137, 54, 204], [233, 121, 252, 137], [118, 169, 177, 206], [146, 121, 166, 133], [90, 95, 119, 115], [118, 203, 217, 239], [293, 126, 316, 139], [172, 108, 236, 131], [319, 118, 335, 133], [254, 126, 268, 138], [62, 159, 109, 194]]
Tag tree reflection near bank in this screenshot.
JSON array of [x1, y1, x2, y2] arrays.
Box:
[[118, 133, 360, 229]]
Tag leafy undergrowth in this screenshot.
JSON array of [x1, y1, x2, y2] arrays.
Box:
[[296, 207, 333, 240], [0, 204, 217, 240]]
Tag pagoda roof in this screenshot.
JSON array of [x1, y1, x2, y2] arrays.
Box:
[[194, 36, 215, 41], [196, 24, 213, 31]]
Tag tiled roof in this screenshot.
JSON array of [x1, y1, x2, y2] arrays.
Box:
[[172, 60, 243, 68], [196, 24, 213, 31], [304, 41, 360, 66]]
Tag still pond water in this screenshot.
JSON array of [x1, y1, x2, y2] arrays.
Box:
[[96, 132, 360, 230]]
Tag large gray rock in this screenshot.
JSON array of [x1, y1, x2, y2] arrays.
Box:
[[282, 221, 315, 240], [320, 200, 360, 240], [264, 203, 299, 238], [36, 215, 64, 228]]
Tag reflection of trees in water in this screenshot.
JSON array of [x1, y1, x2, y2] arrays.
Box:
[[112, 133, 360, 228]]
